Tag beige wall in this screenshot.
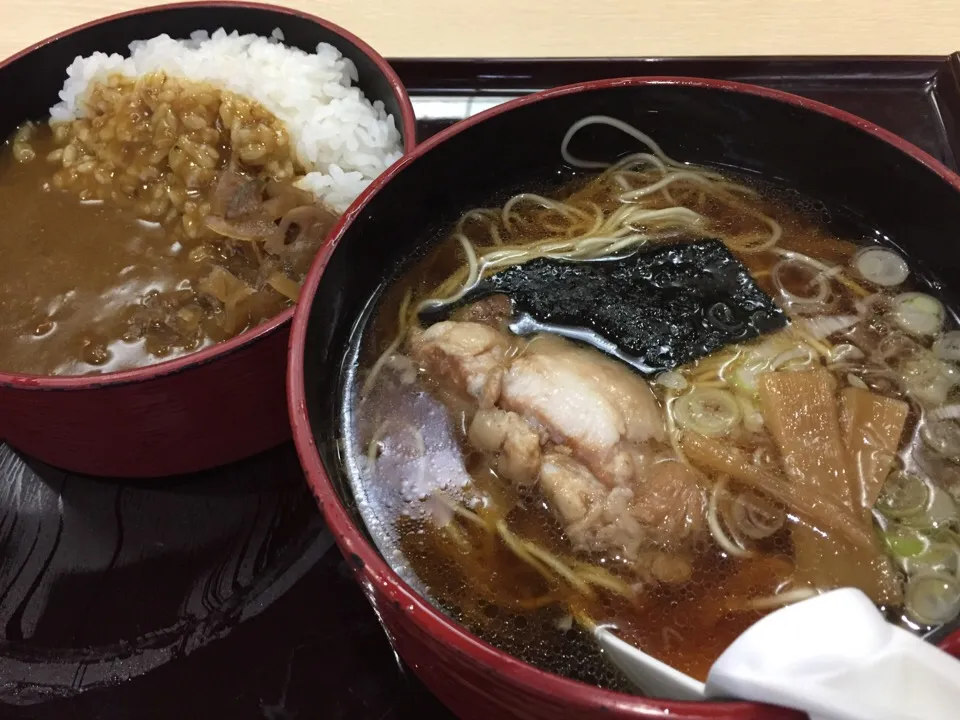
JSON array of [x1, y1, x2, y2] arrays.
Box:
[[2, 0, 957, 61]]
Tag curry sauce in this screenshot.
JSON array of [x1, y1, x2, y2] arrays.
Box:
[[0, 73, 335, 376]]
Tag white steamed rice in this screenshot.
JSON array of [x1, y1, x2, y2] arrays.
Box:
[[50, 28, 403, 212]]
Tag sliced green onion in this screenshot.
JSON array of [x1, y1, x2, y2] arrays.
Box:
[[876, 472, 930, 519], [904, 542, 960, 576], [854, 247, 909, 287], [674, 388, 741, 437], [932, 527, 960, 546], [929, 487, 958, 526], [905, 572, 960, 626], [884, 528, 929, 558], [901, 487, 959, 532], [935, 331, 960, 363], [900, 356, 944, 387], [892, 292, 945, 337], [929, 404, 960, 423], [899, 354, 959, 408], [922, 420, 960, 460]]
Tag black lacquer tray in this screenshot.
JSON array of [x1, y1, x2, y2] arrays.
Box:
[[5, 53, 960, 719]]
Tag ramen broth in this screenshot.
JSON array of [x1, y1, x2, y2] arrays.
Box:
[[346, 122, 960, 688]]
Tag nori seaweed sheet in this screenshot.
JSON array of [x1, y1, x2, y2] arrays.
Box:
[[420, 239, 787, 373]]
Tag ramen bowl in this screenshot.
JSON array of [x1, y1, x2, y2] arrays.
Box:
[[289, 77, 960, 718], [0, 1, 415, 477]]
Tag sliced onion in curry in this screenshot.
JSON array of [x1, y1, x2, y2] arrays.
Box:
[[204, 214, 278, 242], [266, 271, 302, 302]]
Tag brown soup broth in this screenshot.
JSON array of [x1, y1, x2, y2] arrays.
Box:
[[344, 165, 960, 689]]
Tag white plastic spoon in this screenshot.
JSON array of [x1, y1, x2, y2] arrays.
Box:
[[594, 588, 960, 719], [592, 625, 706, 700]]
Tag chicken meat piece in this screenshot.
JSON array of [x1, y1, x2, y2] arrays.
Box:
[[540, 451, 638, 551], [469, 408, 541, 486], [410, 317, 705, 567], [540, 451, 703, 564], [632, 458, 705, 544], [499, 335, 665, 486], [408, 321, 509, 403]]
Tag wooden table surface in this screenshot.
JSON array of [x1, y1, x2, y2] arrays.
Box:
[[1, 0, 957, 61]]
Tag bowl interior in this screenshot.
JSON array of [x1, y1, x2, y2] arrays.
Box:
[[304, 78, 960, 505], [0, 3, 409, 142], [298, 79, 960, 699]]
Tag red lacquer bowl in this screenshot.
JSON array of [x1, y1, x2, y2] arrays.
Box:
[[0, 1, 416, 477], [289, 76, 960, 718]]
